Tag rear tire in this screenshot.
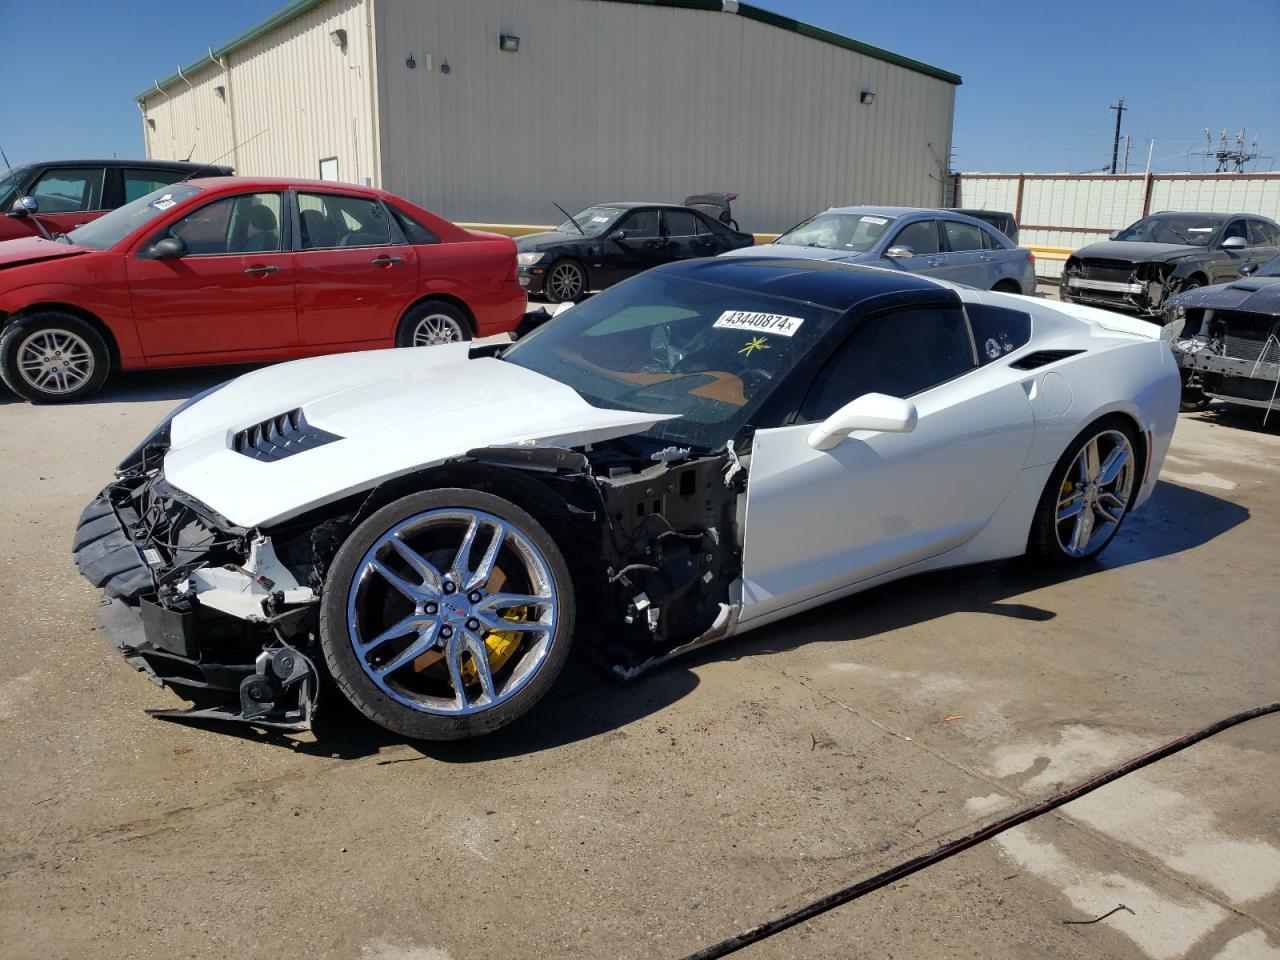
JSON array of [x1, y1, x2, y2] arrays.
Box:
[[319, 488, 575, 740], [992, 279, 1022, 294], [395, 300, 472, 348], [0, 311, 110, 403], [1028, 416, 1143, 565]]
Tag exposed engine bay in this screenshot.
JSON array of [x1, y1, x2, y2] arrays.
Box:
[[1170, 305, 1280, 415]]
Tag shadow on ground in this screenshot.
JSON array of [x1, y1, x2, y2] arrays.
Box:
[[181, 478, 1245, 762], [0, 364, 261, 406]]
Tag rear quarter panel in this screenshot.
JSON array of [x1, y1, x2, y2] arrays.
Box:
[[421, 233, 525, 336]]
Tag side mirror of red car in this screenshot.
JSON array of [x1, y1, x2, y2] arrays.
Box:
[[8, 196, 38, 219], [150, 237, 188, 260]]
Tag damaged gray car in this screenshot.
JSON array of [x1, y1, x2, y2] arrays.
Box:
[[1062, 212, 1280, 320]]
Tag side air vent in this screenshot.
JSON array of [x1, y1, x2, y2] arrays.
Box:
[[1010, 349, 1085, 370], [232, 409, 342, 462]]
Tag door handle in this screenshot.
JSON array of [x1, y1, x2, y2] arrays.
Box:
[[371, 255, 403, 267], [927, 256, 946, 267], [243, 265, 278, 276], [979, 253, 996, 262]]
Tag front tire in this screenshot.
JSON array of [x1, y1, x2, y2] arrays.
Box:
[[395, 300, 472, 348], [1028, 417, 1142, 564], [0, 312, 110, 403], [543, 259, 586, 304], [319, 489, 575, 740]]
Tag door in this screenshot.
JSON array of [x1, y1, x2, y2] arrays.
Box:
[[597, 208, 666, 286], [739, 303, 1036, 623], [293, 190, 419, 346], [883, 219, 947, 279], [24, 166, 107, 236], [662, 209, 718, 262], [1246, 220, 1280, 270], [126, 191, 297, 358], [1212, 219, 1252, 282], [938, 218, 990, 287]]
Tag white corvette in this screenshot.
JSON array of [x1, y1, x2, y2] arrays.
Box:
[[74, 258, 1180, 740]]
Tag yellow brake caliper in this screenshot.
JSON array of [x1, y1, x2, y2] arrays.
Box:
[[460, 606, 529, 685]]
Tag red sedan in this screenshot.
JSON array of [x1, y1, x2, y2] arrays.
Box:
[[0, 177, 526, 402]]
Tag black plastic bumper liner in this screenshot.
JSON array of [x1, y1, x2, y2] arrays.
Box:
[[72, 495, 154, 603]]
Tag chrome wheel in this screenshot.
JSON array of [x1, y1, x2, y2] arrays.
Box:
[[1055, 429, 1136, 558], [345, 508, 558, 716], [411, 313, 466, 346], [17, 329, 95, 395], [546, 261, 584, 302]]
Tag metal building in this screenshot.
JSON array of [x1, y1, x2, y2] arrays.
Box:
[[137, 0, 960, 232]]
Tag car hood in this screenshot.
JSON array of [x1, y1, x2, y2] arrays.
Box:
[[0, 236, 90, 270], [516, 230, 584, 250], [163, 344, 674, 528], [1169, 275, 1280, 316], [725, 243, 874, 263], [1072, 240, 1205, 264]]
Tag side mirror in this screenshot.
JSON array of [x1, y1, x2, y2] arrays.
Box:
[[1221, 236, 1247, 250], [552, 301, 575, 317], [884, 244, 913, 259], [1109, 231, 1120, 240], [608, 229, 627, 242], [7, 196, 38, 219], [1239, 261, 1259, 276], [150, 236, 188, 260], [807, 393, 918, 451]]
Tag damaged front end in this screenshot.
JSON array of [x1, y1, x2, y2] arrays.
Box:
[[1063, 258, 1189, 319], [1167, 304, 1280, 415], [74, 461, 325, 730]]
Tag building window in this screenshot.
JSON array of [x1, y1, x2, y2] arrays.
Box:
[[319, 157, 340, 182]]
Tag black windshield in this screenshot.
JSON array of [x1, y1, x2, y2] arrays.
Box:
[[502, 270, 843, 449], [1114, 215, 1224, 247], [1256, 255, 1280, 278]]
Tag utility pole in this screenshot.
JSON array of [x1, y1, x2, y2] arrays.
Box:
[[1122, 134, 1131, 174], [1109, 98, 1127, 174]]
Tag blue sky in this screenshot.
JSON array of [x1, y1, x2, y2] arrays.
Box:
[[2, 0, 1277, 174]]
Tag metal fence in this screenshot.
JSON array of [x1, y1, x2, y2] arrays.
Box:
[[949, 172, 1280, 279]]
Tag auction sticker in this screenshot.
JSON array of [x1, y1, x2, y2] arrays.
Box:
[[713, 310, 805, 336], [859, 216, 888, 225], [151, 194, 177, 211]]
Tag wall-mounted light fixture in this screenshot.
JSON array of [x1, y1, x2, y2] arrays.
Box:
[[146, 118, 156, 130], [214, 85, 226, 101], [329, 28, 348, 52], [499, 34, 520, 52], [405, 53, 416, 68], [859, 90, 876, 105], [440, 61, 451, 74]]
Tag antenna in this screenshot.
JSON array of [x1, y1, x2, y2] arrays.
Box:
[[183, 143, 196, 162], [180, 127, 269, 181], [0, 143, 12, 170]]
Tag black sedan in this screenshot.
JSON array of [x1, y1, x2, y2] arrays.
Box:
[[1062, 211, 1280, 320], [516, 201, 754, 302]]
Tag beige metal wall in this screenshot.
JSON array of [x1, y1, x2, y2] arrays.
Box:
[[140, 0, 380, 186], [373, 0, 955, 232]]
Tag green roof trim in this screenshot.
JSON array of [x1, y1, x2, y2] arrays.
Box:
[[138, 0, 960, 103]]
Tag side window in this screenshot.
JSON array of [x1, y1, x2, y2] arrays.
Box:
[[890, 220, 941, 255], [1246, 220, 1278, 246], [389, 205, 440, 245], [164, 193, 283, 255], [800, 306, 977, 421], [966, 303, 1032, 365], [1222, 220, 1248, 242], [30, 167, 106, 213], [665, 210, 699, 238], [298, 192, 392, 249], [942, 220, 986, 252], [620, 209, 661, 239], [123, 168, 187, 204]]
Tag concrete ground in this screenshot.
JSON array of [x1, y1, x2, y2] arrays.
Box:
[[2, 362, 1278, 960]]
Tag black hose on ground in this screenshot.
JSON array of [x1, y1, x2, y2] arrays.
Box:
[[678, 701, 1280, 960]]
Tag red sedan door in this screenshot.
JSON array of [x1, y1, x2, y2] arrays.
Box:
[[126, 191, 297, 359], [293, 190, 418, 347]]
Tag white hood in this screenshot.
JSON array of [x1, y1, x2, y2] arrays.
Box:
[[163, 344, 673, 528]]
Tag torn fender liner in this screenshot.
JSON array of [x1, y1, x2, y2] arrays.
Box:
[[73, 495, 154, 602]]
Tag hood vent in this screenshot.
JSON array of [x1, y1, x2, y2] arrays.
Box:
[[1010, 349, 1084, 370], [232, 408, 342, 462]]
